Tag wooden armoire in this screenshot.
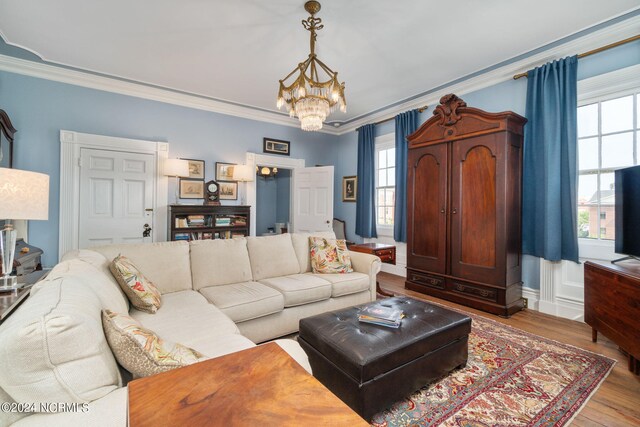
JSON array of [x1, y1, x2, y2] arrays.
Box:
[[405, 94, 526, 317]]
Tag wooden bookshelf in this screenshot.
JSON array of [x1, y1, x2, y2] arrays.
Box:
[[168, 205, 250, 242]]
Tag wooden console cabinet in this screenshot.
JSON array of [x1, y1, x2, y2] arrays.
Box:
[[584, 260, 640, 374], [405, 94, 526, 317], [168, 205, 250, 242]]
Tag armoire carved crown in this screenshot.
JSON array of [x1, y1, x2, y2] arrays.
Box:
[[433, 94, 467, 126]]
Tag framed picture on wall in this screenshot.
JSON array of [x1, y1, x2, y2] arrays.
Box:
[[181, 158, 205, 179], [219, 182, 238, 200], [179, 179, 204, 199], [263, 138, 290, 156], [342, 176, 357, 202], [215, 162, 236, 182]]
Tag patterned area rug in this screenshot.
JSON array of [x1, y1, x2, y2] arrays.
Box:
[[371, 309, 615, 427]]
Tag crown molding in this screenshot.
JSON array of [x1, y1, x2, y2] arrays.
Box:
[[0, 53, 342, 136], [0, 14, 637, 137], [333, 14, 640, 135]]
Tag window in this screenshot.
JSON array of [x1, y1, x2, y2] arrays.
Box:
[[577, 92, 639, 241], [375, 142, 395, 227]]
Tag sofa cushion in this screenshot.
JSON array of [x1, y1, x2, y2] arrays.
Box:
[[259, 274, 332, 307], [110, 255, 162, 314], [309, 237, 354, 274], [199, 282, 285, 323], [102, 310, 204, 378], [0, 277, 121, 405], [91, 241, 192, 294], [246, 234, 300, 280], [290, 232, 336, 273], [190, 238, 253, 289], [309, 272, 370, 297], [46, 258, 129, 313], [129, 290, 241, 351]]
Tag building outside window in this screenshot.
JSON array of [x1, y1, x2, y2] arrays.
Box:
[[577, 91, 639, 241]]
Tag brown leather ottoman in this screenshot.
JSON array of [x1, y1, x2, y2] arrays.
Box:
[[298, 297, 472, 420]]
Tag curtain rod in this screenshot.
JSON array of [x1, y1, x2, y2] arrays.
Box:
[[371, 104, 429, 126], [513, 34, 640, 80]]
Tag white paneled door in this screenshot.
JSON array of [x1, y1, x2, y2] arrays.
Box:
[[79, 148, 155, 248], [292, 166, 334, 233]]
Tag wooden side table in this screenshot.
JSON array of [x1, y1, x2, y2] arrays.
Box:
[[0, 270, 48, 323], [348, 243, 396, 297], [128, 343, 367, 426]]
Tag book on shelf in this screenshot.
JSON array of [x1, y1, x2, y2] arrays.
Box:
[[215, 217, 231, 226], [357, 306, 404, 328], [175, 233, 189, 241]]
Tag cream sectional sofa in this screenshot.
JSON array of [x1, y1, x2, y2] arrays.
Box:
[[0, 232, 381, 426]]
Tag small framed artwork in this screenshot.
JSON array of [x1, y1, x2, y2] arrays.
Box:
[[263, 138, 290, 156], [219, 182, 238, 200], [181, 158, 205, 179], [342, 176, 357, 202], [179, 179, 204, 199], [216, 162, 236, 182]]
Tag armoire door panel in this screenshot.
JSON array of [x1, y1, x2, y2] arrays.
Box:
[[450, 136, 506, 284], [407, 144, 448, 274]]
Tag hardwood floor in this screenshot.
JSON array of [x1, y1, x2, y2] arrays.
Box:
[[377, 272, 640, 427]]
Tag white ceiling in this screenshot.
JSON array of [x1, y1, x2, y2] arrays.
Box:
[[0, 0, 638, 124]]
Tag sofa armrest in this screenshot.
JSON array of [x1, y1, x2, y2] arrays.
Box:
[[349, 251, 382, 300], [12, 388, 127, 427]]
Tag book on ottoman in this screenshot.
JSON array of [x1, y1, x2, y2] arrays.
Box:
[[357, 306, 404, 328]]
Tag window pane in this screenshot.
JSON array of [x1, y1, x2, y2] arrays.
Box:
[[600, 171, 616, 241], [378, 150, 387, 169], [388, 148, 396, 167], [578, 174, 598, 205], [577, 206, 592, 238], [387, 167, 396, 186], [377, 207, 385, 225], [385, 189, 395, 206], [601, 132, 634, 168], [599, 172, 615, 199], [378, 169, 387, 187], [601, 95, 633, 134], [578, 137, 599, 170], [637, 94, 640, 129], [385, 207, 394, 225], [377, 189, 384, 206], [578, 103, 598, 137]]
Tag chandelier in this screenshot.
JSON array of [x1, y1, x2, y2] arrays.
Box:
[[277, 1, 346, 131]]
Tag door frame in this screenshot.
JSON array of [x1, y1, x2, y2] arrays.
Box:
[[59, 130, 169, 259], [244, 152, 305, 237]]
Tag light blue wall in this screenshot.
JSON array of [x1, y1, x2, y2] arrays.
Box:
[[333, 39, 640, 289], [0, 71, 339, 266]]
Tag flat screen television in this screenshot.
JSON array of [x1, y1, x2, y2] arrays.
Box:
[[614, 165, 640, 260]]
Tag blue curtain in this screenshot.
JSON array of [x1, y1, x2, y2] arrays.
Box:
[[522, 56, 579, 262], [393, 110, 419, 242], [356, 124, 377, 238]]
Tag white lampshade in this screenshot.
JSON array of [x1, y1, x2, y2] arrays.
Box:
[[163, 159, 190, 177], [0, 168, 49, 220], [232, 164, 255, 182]]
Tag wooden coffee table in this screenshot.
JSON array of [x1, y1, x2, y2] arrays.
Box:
[[128, 342, 367, 426]]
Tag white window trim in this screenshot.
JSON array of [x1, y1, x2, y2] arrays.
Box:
[[576, 63, 640, 261], [374, 133, 395, 237]]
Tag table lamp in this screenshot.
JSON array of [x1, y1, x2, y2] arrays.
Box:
[[163, 158, 190, 204], [0, 168, 49, 291], [232, 164, 255, 205]]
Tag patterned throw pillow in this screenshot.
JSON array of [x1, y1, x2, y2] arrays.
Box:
[[309, 237, 354, 274], [109, 255, 162, 314], [102, 310, 204, 378]]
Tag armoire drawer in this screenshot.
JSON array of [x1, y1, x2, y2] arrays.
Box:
[[449, 280, 498, 303], [408, 270, 445, 290]]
